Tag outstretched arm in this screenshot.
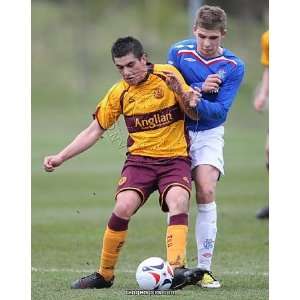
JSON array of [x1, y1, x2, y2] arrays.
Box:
[[43, 119, 105, 172], [164, 71, 201, 120]]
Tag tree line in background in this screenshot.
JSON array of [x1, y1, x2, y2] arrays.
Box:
[[33, 0, 268, 22]]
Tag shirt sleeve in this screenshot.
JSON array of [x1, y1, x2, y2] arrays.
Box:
[[167, 45, 179, 68], [196, 63, 245, 121], [93, 83, 122, 130]]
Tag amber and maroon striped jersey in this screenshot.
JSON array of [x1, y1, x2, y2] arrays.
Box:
[[94, 64, 190, 158]]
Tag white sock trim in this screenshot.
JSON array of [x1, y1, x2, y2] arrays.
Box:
[[197, 202, 216, 212]]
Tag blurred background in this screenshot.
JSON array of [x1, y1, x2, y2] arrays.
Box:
[[32, 0, 268, 140], [32, 1, 269, 299]]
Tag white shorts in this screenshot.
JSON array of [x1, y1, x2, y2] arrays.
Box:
[[189, 126, 225, 175]]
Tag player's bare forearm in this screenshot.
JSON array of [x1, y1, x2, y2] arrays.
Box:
[[43, 120, 104, 172], [260, 67, 269, 97], [254, 67, 269, 111], [178, 90, 200, 120], [164, 71, 200, 120], [59, 120, 104, 161]]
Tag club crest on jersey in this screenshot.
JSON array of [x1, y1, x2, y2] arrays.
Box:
[[118, 176, 127, 186], [217, 69, 226, 80], [182, 176, 190, 184], [153, 87, 164, 99], [128, 97, 136, 103]]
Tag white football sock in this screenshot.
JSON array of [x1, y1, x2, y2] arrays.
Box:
[[195, 202, 217, 271]]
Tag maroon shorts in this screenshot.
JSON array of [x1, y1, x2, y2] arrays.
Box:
[[116, 155, 192, 212]]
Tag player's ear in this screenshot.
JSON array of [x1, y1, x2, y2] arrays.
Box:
[[192, 25, 197, 36], [140, 53, 147, 65], [221, 29, 227, 38]]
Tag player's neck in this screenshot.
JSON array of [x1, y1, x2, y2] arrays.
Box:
[[198, 47, 223, 59]]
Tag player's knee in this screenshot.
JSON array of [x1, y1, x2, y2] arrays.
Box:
[[196, 183, 215, 203], [166, 191, 189, 214], [113, 202, 132, 219], [168, 201, 189, 215], [114, 197, 136, 219]]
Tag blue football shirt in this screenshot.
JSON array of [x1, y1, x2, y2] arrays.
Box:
[[168, 39, 245, 131]]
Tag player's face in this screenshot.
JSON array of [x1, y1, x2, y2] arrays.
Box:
[[114, 53, 148, 85], [193, 27, 225, 58]]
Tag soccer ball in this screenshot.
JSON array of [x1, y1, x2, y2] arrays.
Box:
[[136, 257, 174, 290]]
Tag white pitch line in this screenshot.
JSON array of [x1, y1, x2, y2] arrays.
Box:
[[31, 267, 94, 273], [31, 267, 268, 277]]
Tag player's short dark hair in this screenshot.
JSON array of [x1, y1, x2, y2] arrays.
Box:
[[111, 37, 145, 61], [194, 5, 227, 33]]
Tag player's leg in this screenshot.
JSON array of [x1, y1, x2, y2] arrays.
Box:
[[193, 165, 219, 271], [189, 127, 224, 288], [158, 157, 205, 289], [165, 186, 189, 270], [165, 186, 205, 289], [256, 133, 269, 219], [158, 157, 192, 270], [98, 190, 142, 281], [193, 164, 221, 288], [71, 156, 155, 289], [71, 190, 142, 289]]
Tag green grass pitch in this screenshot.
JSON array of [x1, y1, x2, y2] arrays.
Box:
[[32, 112, 268, 300]]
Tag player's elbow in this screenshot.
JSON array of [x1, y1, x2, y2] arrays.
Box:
[[210, 106, 228, 121], [212, 111, 225, 120]]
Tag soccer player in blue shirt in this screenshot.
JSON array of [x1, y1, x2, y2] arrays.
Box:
[[167, 5, 245, 288]]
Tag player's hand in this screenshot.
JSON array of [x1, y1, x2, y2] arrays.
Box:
[[183, 87, 201, 108], [202, 74, 222, 93], [189, 87, 201, 107], [163, 71, 184, 96], [43, 154, 64, 172], [254, 94, 268, 112]]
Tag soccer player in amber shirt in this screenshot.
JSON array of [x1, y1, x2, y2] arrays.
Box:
[[254, 31, 269, 219], [43, 37, 204, 290]]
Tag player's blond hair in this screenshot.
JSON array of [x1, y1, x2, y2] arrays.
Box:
[[194, 5, 227, 33]]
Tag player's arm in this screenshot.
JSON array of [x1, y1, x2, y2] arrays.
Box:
[[44, 120, 104, 172], [167, 74, 200, 120], [195, 63, 245, 121], [163, 69, 200, 120], [44, 84, 122, 172], [167, 45, 220, 93], [254, 31, 269, 111], [254, 66, 269, 112]]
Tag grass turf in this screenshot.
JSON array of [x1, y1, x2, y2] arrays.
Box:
[[32, 117, 268, 300]]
